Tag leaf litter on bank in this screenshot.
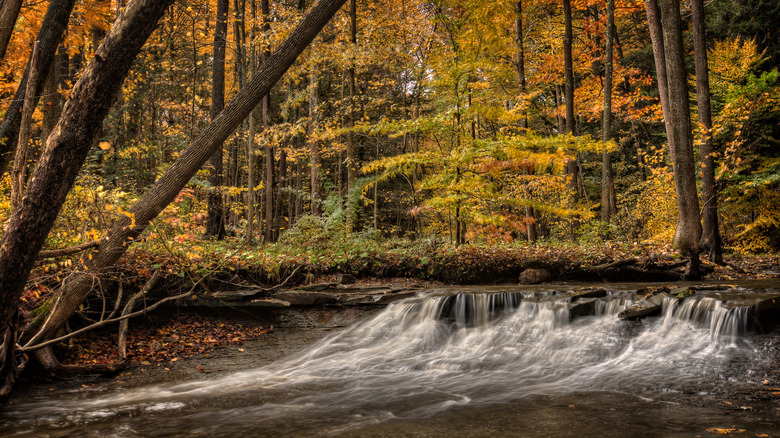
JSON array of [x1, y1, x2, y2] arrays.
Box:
[[61, 315, 272, 367]]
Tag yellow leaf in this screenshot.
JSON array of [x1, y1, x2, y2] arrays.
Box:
[[98, 141, 111, 150]]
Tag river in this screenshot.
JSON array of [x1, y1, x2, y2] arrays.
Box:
[[2, 283, 779, 437]]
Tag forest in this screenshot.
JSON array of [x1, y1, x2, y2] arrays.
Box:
[[0, 0, 779, 399]]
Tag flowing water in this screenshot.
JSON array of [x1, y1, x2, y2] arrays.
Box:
[[2, 286, 779, 437]]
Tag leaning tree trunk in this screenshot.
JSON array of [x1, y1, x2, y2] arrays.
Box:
[[0, 0, 77, 174], [24, 0, 350, 348], [0, 0, 23, 61], [0, 0, 177, 389], [657, 0, 702, 276], [205, 0, 229, 240], [691, 0, 722, 263]]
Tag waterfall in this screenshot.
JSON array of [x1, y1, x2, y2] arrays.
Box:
[[2, 287, 775, 437]]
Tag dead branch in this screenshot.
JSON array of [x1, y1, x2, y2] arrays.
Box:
[[37, 239, 102, 259], [20, 272, 166, 353]]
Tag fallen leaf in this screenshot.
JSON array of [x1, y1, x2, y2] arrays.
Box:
[[706, 426, 745, 435]]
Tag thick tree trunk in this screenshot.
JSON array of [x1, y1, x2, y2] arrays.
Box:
[[691, 0, 722, 263], [205, 0, 229, 240], [24, 0, 349, 347], [657, 0, 702, 276], [0, 0, 176, 361], [0, 0, 77, 174], [0, 0, 23, 61], [601, 0, 617, 223]]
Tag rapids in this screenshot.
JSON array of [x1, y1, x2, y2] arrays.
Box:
[[2, 286, 779, 437]]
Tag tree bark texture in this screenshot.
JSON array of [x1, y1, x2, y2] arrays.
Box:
[[0, 0, 77, 175], [657, 0, 702, 269], [345, 0, 357, 232], [309, 60, 323, 216], [691, 0, 722, 262], [205, 0, 229, 239], [601, 0, 617, 222], [0, 0, 23, 61], [562, 0, 578, 209], [643, 0, 673, 156], [26, 0, 349, 346], [11, 41, 40, 210], [0, 0, 176, 352], [262, 0, 275, 242], [41, 46, 69, 143]]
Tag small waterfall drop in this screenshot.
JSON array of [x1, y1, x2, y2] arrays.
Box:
[[1, 286, 776, 437]]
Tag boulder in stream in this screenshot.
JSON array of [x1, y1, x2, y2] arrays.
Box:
[[618, 293, 669, 320], [519, 268, 552, 285]]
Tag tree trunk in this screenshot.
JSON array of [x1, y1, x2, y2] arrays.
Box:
[[0, 0, 177, 364], [205, 0, 229, 240], [345, 0, 357, 232], [0, 0, 77, 174], [600, 0, 617, 223], [11, 42, 40, 210], [245, 0, 257, 241], [657, 0, 702, 276], [562, 0, 578, 217], [41, 46, 69, 143], [262, 0, 275, 242], [0, 0, 23, 61], [643, 0, 673, 155], [691, 0, 722, 263], [23, 0, 349, 348], [517, 0, 535, 241], [309, 59, 323, 216]]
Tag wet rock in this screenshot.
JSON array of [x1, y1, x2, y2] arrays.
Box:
[[248, 298, 291, 308], [571, 288, 607, 301], [752, 294, 780, 312], [374, 290, 418, 305], [669, 287, 696, 298], [296, 283, 337, 292], [569, 298, 597, 318], [618, 302, 661, 320], [337, 273, 357, 285], [519, 269, 552, 285], [209, 289, 266, 301], [338, 294, 379, 305], [273, 291, 339, 306], [618, 293, 669, 320]]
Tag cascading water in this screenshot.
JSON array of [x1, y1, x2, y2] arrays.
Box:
[[2, 286, 778, 437]]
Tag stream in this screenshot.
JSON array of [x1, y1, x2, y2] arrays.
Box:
[[2, 284, 779, 437]]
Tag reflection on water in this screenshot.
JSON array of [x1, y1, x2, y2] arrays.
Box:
[[2, 287, 779, 437]]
